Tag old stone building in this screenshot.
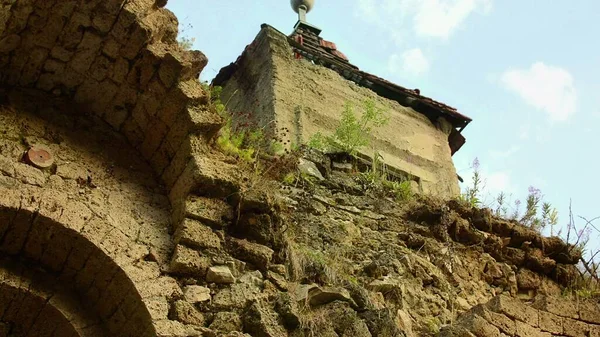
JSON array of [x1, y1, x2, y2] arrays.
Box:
[[214, 16, 471, 199], [0, 1, 597, 337]]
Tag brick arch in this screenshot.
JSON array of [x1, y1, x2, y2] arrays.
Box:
[[0, 201, 157, 337], [0, 0, 222, 195]]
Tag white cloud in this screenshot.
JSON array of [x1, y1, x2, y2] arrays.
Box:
[[501, 62, 577, 122], [460, 167, 516, 203], [485, 171, 514, 195], [356, 0, 492, 40], [389, 48, 430, 76], [489, 145, 520, 160]]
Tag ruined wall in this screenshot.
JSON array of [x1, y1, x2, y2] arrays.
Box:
[[0, 0, 235, 335], [0, 0, 223, 202], [218, 25, 461, 199], [442, 295, 600, 337], [0, 1, 598, 337]]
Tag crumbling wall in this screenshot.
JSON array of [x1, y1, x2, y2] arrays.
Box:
[[442, 295, 600, 337], [217, 25, 461, 199], [0, 0, 222, 200], [0, 0, 231, 335]]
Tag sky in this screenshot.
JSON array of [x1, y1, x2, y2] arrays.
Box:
[[166, 0, 600, 248]]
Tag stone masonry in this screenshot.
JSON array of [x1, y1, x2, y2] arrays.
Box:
[[214, 25, 466, 199], [442, 295, 600, 337], [0, 1, 599, 337]]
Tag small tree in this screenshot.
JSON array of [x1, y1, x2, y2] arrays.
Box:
[[308, 100, 389, 156]]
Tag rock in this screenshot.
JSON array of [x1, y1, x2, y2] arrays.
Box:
[[525, 248, 556, 275], [275, 293, 300, 329], [360, 309, 406, 337], [244, 301, 288, 337], [293, 283, 319, 305], [472, 208, 492, 232], [213, 283, 263, 310], [367, 278, 398, 293], [14, 162, 46, 186], [235, 213, 274, 245], [184, 195, 234, 227], [267, 271, 288, 291], [0, 155, 15, 177], [300, 146, 331, 177], [207, 266, 236, 284], [209, 312, 243, 333], [269, 264, 287, 276], [227, 238, 274, 271], [543, 236, 581, 264], [239, 270, 264, 287], [396, 310, 414, 337], [516, 268, 541, 290], [170, 300, 205, 326], [308, 286, 354, 307], [332, 161, 353, 172], [298, 158, 324, 180], [509, 225, 542, 249], [183, 285, 211, 303], [170, 245, 212, 277], [336, 204, 361, 214], [503, 247, 526, 267], [174, 218, 221, 250], [310, 200, 328, 215]]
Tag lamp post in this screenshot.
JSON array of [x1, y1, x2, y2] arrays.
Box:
[[290, 0, 321, 35], [290, 0, 314, 22]]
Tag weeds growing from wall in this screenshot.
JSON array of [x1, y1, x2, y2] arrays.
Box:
[[308, 100, 389, 156], [307, 100, 413, 200], [460, 157, 559, 233], [205, 83, 284, 164]]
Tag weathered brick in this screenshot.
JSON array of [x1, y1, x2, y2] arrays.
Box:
[[580, 301, 600, 324], [487, 295, 539, 327], [516, 321, 551, 337], [562, 318, 589, 337], [539, 310, 563, 335], [174, 218, 221, 250], [534, 296, 579, 319]]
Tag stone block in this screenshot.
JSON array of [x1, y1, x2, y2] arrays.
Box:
[[580, 301, 600, 324], [174, 218, 221, 250], [538, 310, 562, 335], [533, 296, 579, 319], [70, 31, 103, 73], [515, 321, 551, 337], [183, 285, 211, 304], [140, 118, 168, 159], [207, 266, 236, 284], [459, 313, 501, 337], [487, 295, 538, 326], [212, 283, 263, 310], [169, 244, 211, 277], [170, 300, 204, 326], [209, 312, 243, 333], [14, 162, 46, 186], [184, 195, 233, 228], [562, 318, 589, 337], [227, 238, 274, 271], [307, 286, 353, 307]]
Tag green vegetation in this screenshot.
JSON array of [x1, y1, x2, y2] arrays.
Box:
[[177, 36, 195, 51], [359, 152, 413, 201], [204, 83, 283, 163], [307, 100, 413, 201], [460, 157, 558, 233], [308, 100, 389, 156]]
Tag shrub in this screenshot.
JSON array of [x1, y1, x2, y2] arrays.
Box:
[[309, 100, 389, 156], [205, 83, 283, 163]]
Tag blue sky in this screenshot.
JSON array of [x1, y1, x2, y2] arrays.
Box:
[[167, 1, 599, 246]]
